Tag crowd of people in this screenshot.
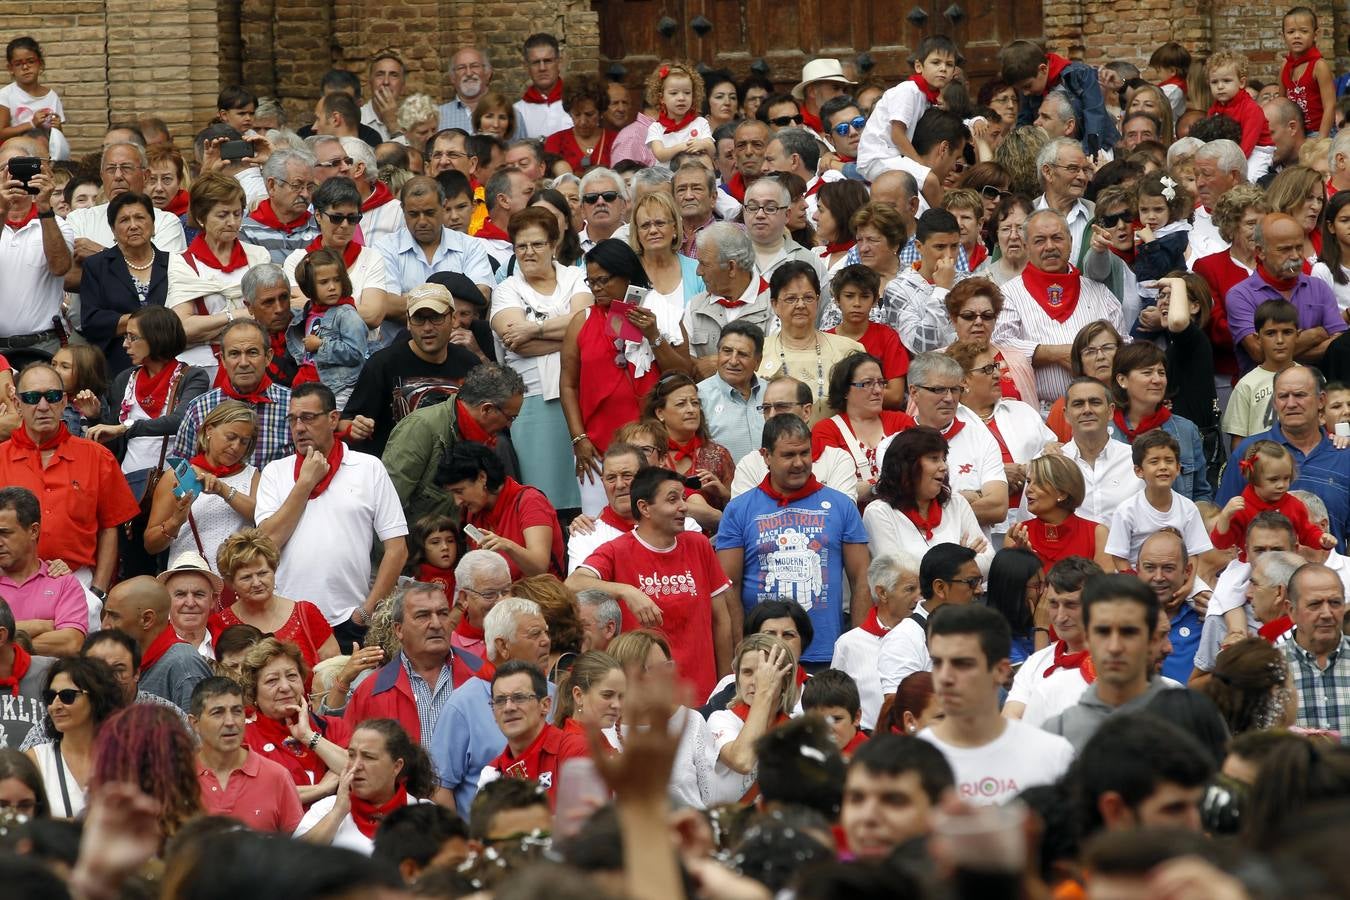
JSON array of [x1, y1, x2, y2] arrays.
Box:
[[5, 11, 1350, 900]]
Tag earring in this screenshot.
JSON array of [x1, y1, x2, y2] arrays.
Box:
[[907, 725, 917, 734]]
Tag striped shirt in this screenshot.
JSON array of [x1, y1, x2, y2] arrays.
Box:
[[1283, 634, 1350, 742], [172, 383, 294, 470], [238, 214, 320, 264], [402, 653, 455, 745]]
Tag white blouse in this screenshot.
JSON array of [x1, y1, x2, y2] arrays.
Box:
[[862, 492, 995, 574]]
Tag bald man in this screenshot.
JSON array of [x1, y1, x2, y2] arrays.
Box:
[[101, 576, 212, 711], [1225, 213, 1347, 373]]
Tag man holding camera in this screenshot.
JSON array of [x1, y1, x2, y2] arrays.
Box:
[[0, 138, 72, 362]]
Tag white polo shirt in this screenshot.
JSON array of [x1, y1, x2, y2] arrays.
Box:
[[1058, 438, 1142, 525], [878, 600, 933, 694], [67, 203, 186, 252], [256, 448, 409, 625], [831, 623, 888, 730], [0, 215, 73, 335]]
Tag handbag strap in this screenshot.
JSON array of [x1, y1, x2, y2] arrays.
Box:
[[187, 508, 206, 557], [52, 741, 74, 818], [152, 363, 189, 471]]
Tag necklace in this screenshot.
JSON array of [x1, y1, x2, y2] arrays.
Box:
[[125, 251, 154, 271], [779, 333, 824, 403]]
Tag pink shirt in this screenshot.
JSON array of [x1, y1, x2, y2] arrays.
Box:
[[0, 561, 89, 633], [197, 749, 304, 832], [611, 113, 658, 167]]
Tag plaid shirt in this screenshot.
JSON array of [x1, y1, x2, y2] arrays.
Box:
[[171, 383, 294, 470], [1283, 633, 1350, 742], [402, 653, 455, 744]]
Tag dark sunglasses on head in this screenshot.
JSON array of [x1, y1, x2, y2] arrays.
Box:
[[769, 114, 803, 127], [17, 389, 63, 405], [582, 191, 620, 204], [322, 211, 362, 225], [43, 688, 86, 706], [979, 185, 1012, 202], [832, 115, 867, 136], [1098, 212, 1130, 228]]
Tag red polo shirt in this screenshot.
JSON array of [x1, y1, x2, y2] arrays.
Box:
[[0, 434, 139, 569], [197, 749, 305, 832], [484, 723, 589, 806]]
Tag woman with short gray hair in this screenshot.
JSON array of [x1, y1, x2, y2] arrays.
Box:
[[830, 552, 921, 729]]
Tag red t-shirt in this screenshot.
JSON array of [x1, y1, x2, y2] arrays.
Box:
[[827, 323, 910, 381], [580, 530, 730, 699], [243, 712, 352, 791], [468, 478, 565, 579], [1026, 515, 1098, 571]]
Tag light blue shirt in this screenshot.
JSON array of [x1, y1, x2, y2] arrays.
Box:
[[697, 373, 766, 463], [374, 226, 495, 296]]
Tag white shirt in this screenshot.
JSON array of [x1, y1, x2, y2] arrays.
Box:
[[730, 445, 858, 498], [645, 115, 712, 150], [1104, 490, 1214, 565], [283, 244, 389, 298], [863, 492, 995, 576], [360, 196, 405, 243], [857, 81, 928, 183], [294, 793, 424, 855], [881, 405, 1008, 499], [235, 167, 267, 210], [918, 719, 1076, 806], [802, 170, 844, 225], [979, 400, 1056, 534], [0, 215, 73, 335], [513, 97, 572, 139], [166, 242, 272, 369], [706, 707, 760, 805], [67, 203, 186, 253], [831, 624, 890, 729], [994, 271, 1124, 407], [1057, 438, 1143, 525], [490, 263, 589, 399], [878, 600, 933, 694], [1017, 649, 1093, 727], [359, 100, 392, 142], [256, 449, 409, 624], [1034, 195, 1093, 263], [1310, 261, 1350, 312], [1206, 558, 1251, 618], [1187, 206, 1228, 261]]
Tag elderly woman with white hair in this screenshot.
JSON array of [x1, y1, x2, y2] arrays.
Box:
[[338, 136, 402, 242], [393, 93, 439, 154], [428, 596, 556, 816], [449, 549, 513, 686], [830, 552, 921, 730]]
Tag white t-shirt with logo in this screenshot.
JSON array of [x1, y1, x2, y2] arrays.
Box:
[[918, 719, 1075, 806]]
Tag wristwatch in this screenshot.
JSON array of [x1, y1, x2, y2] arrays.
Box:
[[90, 585, 107, 600]]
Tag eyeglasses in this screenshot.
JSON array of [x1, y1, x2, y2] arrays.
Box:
[[514, 240, 551, 254], [409, 311, 449, 325], [102, 164, 143, 176], [463, 586, 508, 601], [0, 798, 37, 814], [315, 157, 353, 170], [849, 378, 886, 391], [585, 274, 613, 289], [914, 385, 965, 397], [582, 191, 620, 204], [950, 161, 968, 174], [43, 688, 87, 706], [768, 114, 803, 127], [322, 211, 362, 225], [979, 185, 1012, 202], [284, 411, 328, 426], [743, 202, 783, 216], [489, 692, 540, 708], [970, 363, 1000, 377], [633, 444, 659, 457], [756, 401, 804, 414], [1081, 343, 1118, 357], [281, 179, 316, 194], [832, 115, 867, 136], [17, 389, 63, 405], [1097, 212, 1130, 228], [488, 402, 519, 423], [122, 332, 146, 343], [944, 576, 984, 591], [1051, 163, 1091, 176], [776, 294, 816, 307], [957, 310, 997, 322]]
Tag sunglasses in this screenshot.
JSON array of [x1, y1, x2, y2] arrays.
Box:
[[768, 114, 804, 127], [43, 688, 87, 706], [322, 211, 362, 225], [582, 191, 620, 204], [832, 115, 867, 136], [1098, 212, 1130, 228], [17, 389, 63, 405], [314, 156, 353, 169], [979, 185, 1012, 202], [957, 310, 997, 322]]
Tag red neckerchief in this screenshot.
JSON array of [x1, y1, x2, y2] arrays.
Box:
[[967, 242, 988, 270], [305, 235, 361, 269], [1109, 241, 1137, 265], [350, 784, 408, 838], [496, 722, 554, 781], [728, 701, 790, 727], [667, 434, 703, 464], [984, 415, 1022, 505], [836, 153, 856, 163], [417, 563, 456, 594], [902, 498, 943, 540], [1113, 406, 1171, 442], [249, 711, 326, 780], [938, 417, 965, 442], [757, 474, 823, 507], [295, 439, 344, 499], [713, 276, 767, 308], [823, 239, 855, 255], [795, 665, 809, 688], [804, 176, 825, 198], [469, 477, 527, 535], [910, 73, 941, 103], [133, 362, 182, 418], [185, 234, 250, 273], [859, 607, 891, 637], [473, 218, 510, 242], [190, 452, 244, 478], [1045, 53, 1071, 90], [4, 205, 37, 230], [1282, 46, 1322, 88], [455, 611, 485, 642], [725, 171, 747, 202], [1043, 639, 1094, 682], [598, 505, 636, 533], [658, 109, 698, 134], [1256, 262, 1299, 292], [1159, 74, 1188, 94], [801, 108, 824, 133], [250, 199, 312, 234], [0, 645, 32, 696], [213, 366, 274, 404], [1020, 263, 1082, 323], [9, 423, 71, 452], [165, 189, 190, 217], [522, 80, 563, 104], [140, 625, 185, 673], [456, 399, 497, 448], [841, 729, 869, 756], [361, 180, 394, 212], [1258, 614, 1293, 643], [266, 330, 294, 384]]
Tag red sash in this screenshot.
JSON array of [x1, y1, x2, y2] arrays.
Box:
[[1113, 406, 1171, 442], [902, 499, 943, 540], [598, 505, 635, 533], [0, 645, 32, 696], [455, 613, 485, 642], [474, 218, 510, 242], [295, 440, 344, 499], [1160, 75, 1187, 96], [859, 607, 891, 638], [728, 701, 790, 727], [1020, 263, 1082, 323], [190, 452, 244, 478], [667, 435, 703, 464], [939, 418, 965, 442], [911, 73, 941, 104], [1256, 262, 1298, 292], [305, 235, 361, 269], [165, 190, 190, 217], [725, 171, 747, 202], [823, 239, 855, 255], [213, 367, 274, 404], [4, 205, 37, 229], [349, 784, 408, 838], [658, 110, 698, 134], [522, 81, 563, 105], [134, 362, 182, 418], [9, 423, 71, 452], [457, 400, 497, 448], [185, 234, 250, 273], [250, 199, 312, 234], [1258, 614, 1293, 643], [757, 474, 822, 507], [1042, 640, 1095, 683], [1045, 53, 1071, 91], [361, 181, 394, 212], [140, 625, 185, 673]]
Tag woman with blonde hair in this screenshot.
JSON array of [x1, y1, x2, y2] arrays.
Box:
[[627, 188, 704, 309], [994, 125, 1050, 197], [1265, 164, 1326, 260], [706, 633, 798, 802], [552, 650, 624, 748], [1124, 83, 1176, 145], [1005, 454, 1111, 570]]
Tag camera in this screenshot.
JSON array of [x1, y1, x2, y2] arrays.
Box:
[[220, 140, 254, 162], [7, 156, 42, 194]]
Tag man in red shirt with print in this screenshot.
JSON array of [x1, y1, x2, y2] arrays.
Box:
[[476, 660, 587, 806], [569, 466, 734, 699]]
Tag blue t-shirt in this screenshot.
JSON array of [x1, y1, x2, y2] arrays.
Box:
[[1163, 603, 1203, 684], [715, 484, 868, 662]]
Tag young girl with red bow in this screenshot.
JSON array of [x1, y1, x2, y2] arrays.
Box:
[[644, 61, 714, 163]]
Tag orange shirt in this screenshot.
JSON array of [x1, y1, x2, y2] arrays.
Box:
[[0, 434, 140, 568]]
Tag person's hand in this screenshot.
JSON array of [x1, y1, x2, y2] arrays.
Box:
[[573, 435, 603, 480], [348, 415, 375, 441], [337, 641, 384, 685], [1321, 532, 1339, 550], [281, 695, 314, 743], [819, 150, 843, 172], [195, 469, 224, 498], [1089, 223, 1112, 254], [619, 584, 663, 627], [373, 85, 400, 129], [1006, 521, 1031, 549], [1218, 629, 1246, 650], [695, 467, 729, 502], [70, 782, 164, 900], [30, 162, 56, 212], [73, 237, 107, 263], [626, 305, 661, 343], [167, 489, 196, 527], [245, 134, 272, 167], [201, 136, 230, 173], [969, 117, 994, 146], [499, 319, 536, 350], [753, 644, 793, 702], [84, 424, 127, 444], [303, 332, 321, 353], [0, 174, 24, 210], [449, 327, 485, 355], [568, 513, 598, 536], [333, 759, 356, 815], [1331, 432, 1350, 450], [296, 446, 330, 489], [933, 255, 957, 289], [1216, 495, 1244, 530], [962, 532, 989, 554], [1004, 462, 1026, 495], [1137, 304, 1163, 331], [684, 857, 774, 900], [43, 558, 72, 578], [1136, 224, 1155, 245], [73, 388, 102, 418]]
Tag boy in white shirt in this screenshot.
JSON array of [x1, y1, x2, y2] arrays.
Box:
[[857, 36, 958, 182], [1105, 429, 1213, 570], [1222, 299, 1297, 451]]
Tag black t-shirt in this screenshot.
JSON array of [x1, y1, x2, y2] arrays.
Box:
[[341, 340, 481, 455], [1165, 321, 1218, 430]]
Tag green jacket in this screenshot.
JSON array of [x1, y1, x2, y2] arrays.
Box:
[[382, 399, 465, 527]]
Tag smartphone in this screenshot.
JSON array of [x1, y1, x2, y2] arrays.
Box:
[[463, 523, 486, 544], [6, 156, 41, 194], [168, 457, 203, 498], [1084, 132, 1101, 158], [682, 475, 703, 490], [623, 284, 650, 307], [220, 140, 253, 162]]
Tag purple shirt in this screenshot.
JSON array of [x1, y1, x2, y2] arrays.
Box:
[[1225, 271, 1346, 372], [0, 561, 90, 634]]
